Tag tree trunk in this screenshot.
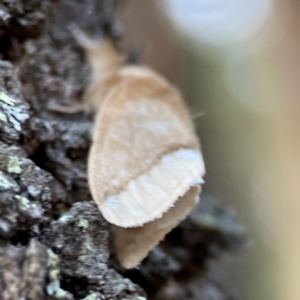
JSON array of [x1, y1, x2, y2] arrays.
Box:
[[0, 1, 246, 299]]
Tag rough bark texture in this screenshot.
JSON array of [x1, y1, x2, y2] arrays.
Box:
[[0, 1, 246, 299]]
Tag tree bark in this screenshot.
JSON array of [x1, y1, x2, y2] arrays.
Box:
[[0, 1, 246, 299]]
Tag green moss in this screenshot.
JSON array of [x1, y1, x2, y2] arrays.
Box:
[[46, 280, 60, 296], [49, 269, 60, 281], [0, 112, 7, 122], [196, 213, 219, 229], [55, 288, 68, 298], [0, 91, 15, 106], [46, 248, 67, 298], [84, 235, 93, 252], [81, 293, 98, 300], [7, 156, 22, 174], [15, 195, 31, 208], [47, 249, 59, 268], [0, 171, 18, 191], [78, 218, 89, 229], [58, 214, 72, 223]]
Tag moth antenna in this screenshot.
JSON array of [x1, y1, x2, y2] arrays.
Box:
[[69, 24, 124, 85], [191, 111, 205, 120]]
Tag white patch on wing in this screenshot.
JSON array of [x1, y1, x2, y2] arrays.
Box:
[[138, 104, 148, 115], [99, 148, 205, 227], [114, 185, 201, 268]]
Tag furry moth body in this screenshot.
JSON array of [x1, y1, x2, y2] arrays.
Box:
[[77, 31, 205, 268]]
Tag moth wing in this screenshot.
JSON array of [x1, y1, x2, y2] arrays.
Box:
[[114, 185, 200, 268], [88, 71, 205, 227]]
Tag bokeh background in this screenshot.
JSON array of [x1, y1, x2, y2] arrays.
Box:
[[117, 1, 300, 299]]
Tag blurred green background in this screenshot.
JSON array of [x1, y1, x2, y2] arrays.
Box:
[[118, 1, 300, 299]]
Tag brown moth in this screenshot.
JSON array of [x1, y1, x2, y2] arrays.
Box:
[[74, 28, 205, 268]]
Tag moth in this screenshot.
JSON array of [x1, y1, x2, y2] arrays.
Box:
[[70, 28, 205, 268]]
